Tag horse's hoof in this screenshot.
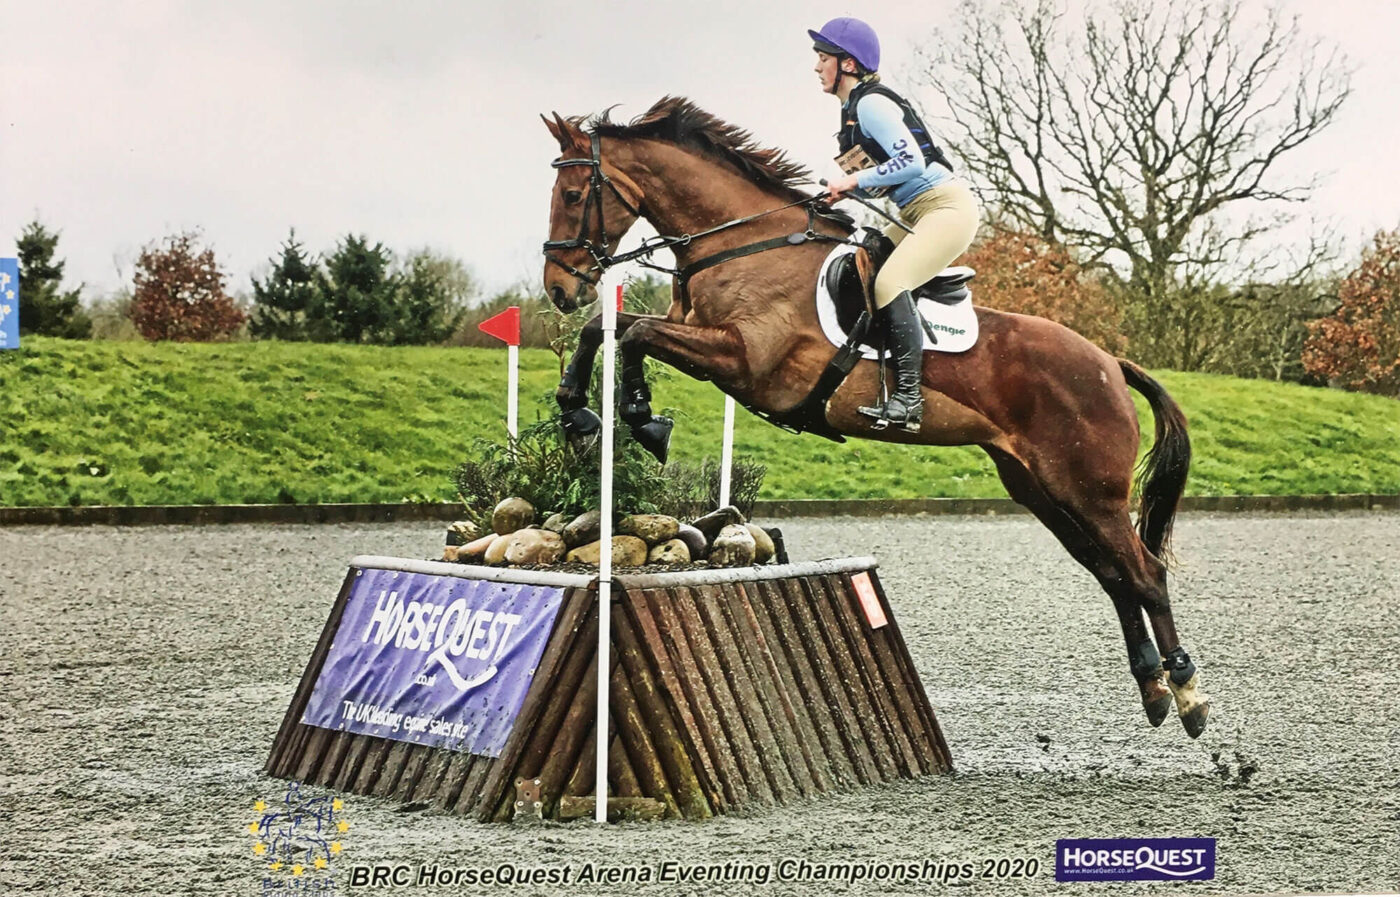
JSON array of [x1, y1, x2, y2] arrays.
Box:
[[1143, 689, 1174, 728], [560, 407, 602, 449], [633, 416, 673, 464], [1180, 700, 1210, 739], [1168, 671, 1210, 738]]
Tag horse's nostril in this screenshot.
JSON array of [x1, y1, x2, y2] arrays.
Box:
[[551, 285, 567, 307]]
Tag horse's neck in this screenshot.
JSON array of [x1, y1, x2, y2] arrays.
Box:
[[619, 141, 807, 264]]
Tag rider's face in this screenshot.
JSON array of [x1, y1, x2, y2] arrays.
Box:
[[814, 51, 840, 94]]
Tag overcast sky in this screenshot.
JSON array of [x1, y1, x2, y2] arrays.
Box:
[[2, 0, 1397, 303]]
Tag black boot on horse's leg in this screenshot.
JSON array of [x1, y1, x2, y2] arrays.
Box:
[[1162, 645, 1209, 738], [557, 368, 601, 450], [619, 374, 673, 465], [858, 290, 924, 432], [1129, 638, 1173, 727]]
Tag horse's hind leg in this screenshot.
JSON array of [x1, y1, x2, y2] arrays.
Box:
[[1091, 513, 1209, 738], [1135, 572, 1211, 738], [1112, 597, 1175, 728], [1014, 445, 1210, 738], [986, 447, 1176, 728]]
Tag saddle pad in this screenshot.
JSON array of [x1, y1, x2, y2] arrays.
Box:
[[815, 244, 979, 356]]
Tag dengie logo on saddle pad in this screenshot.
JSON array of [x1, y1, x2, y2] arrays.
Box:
[[814, 244, 979, 356]]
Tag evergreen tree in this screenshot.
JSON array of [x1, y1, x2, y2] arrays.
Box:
[[391, 250, 474, 345], [15, 220, 92, 338], [249, 228, 321, 341], [315, 234, 399, 343]]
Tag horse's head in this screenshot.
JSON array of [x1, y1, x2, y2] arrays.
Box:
[[541, 112, 644, 312]]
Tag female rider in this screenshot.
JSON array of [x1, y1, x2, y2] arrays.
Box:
[[810, 17, 979, 431]]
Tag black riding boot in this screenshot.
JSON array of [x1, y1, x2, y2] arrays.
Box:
[[858, 290, 924, 431]]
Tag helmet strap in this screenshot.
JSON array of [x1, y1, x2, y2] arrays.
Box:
[[834, 59, 862, 96]]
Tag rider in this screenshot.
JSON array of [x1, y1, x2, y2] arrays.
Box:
[[810, 17, 979, 431]]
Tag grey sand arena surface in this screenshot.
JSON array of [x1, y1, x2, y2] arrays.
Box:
[[1, 512, 1397, 895]]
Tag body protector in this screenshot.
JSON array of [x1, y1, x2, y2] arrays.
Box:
[[837, 81, 953, 176]]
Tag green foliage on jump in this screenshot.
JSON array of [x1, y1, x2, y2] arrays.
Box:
[[450, 418, 766, 535], [0, 338, 1397, 507]]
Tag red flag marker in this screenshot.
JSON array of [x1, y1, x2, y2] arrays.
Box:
[[477, 306, 521, 439], [478, 306, 521, 346]]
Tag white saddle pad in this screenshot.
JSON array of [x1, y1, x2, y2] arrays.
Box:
[[815, 244, 979, 356]]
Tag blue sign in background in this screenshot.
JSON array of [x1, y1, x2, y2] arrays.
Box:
[[0, 258, 18, 349], [1056, 838, 1215, 882], [302, 568, 566, 757]]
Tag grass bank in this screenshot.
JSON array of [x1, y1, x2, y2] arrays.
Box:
[[2, 338, 1396, 507]]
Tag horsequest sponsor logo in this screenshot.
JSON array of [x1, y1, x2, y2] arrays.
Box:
[[247, 781, 350, 893], [362, 588, 523, 692], [1055, 838, 1214, 882]]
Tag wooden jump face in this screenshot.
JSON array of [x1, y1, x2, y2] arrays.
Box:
[[264, 557, 951, 822]]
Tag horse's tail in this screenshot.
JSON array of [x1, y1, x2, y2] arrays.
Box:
[[1118, 359, 1191, 563]]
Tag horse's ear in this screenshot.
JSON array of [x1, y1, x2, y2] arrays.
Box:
[[543, 111, 586, 153], [541, 113, 568, 151]]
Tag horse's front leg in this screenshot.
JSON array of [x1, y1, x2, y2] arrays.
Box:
[[556, 311, 648, 448], [618, 318, 748, 464]]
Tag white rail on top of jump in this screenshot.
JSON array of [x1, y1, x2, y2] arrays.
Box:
[[348, 555, 595, 588]]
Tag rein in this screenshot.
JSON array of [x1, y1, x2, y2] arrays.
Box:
[[543, 132, 856, 299]]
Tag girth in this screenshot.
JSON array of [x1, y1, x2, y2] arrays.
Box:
[[733, 310, 872, 443]]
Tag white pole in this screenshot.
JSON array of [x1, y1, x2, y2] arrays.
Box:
[[719, 396, 736, 508], [506, 343, 519, 442], [594, 281, 620, 823]]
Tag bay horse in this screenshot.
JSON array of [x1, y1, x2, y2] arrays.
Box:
[[540, 97, 1209, 738]]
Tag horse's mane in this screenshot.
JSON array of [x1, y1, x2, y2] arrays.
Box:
[[583, 96, 815, 204]]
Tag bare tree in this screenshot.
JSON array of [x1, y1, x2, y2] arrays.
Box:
[[912, 0, 1350, 365]]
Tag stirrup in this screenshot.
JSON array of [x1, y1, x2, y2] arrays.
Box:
[[858, 396, 922, 432]]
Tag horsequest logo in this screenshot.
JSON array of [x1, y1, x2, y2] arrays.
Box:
[[1055, 838, 1215, 882], [362, 588, 524, 693], [247, 781, 350, 892]]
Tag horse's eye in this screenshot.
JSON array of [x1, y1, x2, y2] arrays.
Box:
[[564, 189, 584, 205]]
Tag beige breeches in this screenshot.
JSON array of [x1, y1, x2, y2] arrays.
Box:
[[874, 179, 980, 308]]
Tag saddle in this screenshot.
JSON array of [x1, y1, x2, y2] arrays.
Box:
[[826, 228, 975, 335], [728, 230, 978, 444]]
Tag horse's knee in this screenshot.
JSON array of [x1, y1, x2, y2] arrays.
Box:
[[618, 318, 654, 349], [579, 314, 605, 346]]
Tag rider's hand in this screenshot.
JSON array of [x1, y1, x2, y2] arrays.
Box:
[[825, 173, 860, 201]]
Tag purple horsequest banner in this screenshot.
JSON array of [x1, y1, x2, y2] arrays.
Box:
[[301, 568, 566, 757]]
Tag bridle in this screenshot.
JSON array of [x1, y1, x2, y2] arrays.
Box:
[[542, 131, 856, 297], [542, 132, 643, 285]]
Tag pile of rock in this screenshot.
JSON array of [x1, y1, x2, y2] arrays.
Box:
[[441, 499, 778, 569]]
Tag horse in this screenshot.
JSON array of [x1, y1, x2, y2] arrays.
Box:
[[539, 96, 1209, 738]]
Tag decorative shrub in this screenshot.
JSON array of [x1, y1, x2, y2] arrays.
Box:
[[452, 418, 765, 535]]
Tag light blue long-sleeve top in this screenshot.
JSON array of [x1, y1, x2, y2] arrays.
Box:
[[849, 92, 952, 207]]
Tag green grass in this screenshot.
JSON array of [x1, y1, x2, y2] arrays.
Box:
[[1, 337, 1396, 507]]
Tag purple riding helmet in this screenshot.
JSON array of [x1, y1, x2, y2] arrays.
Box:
[[808, 17, 880, 73]]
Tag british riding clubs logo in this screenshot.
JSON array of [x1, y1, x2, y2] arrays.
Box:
[[247, 781, 350, 893], [1055, 838, 1215, 882]]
